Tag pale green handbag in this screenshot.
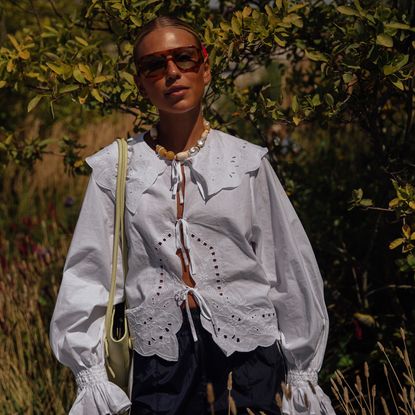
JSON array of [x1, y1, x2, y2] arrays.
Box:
[[103, 138, 133, 399]]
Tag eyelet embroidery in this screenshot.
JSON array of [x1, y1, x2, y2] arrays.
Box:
[[125, 297, 183, 361], [153, 231, 174, 300]]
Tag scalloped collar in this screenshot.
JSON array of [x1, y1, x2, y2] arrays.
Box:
[[85, 128, 268, 215]]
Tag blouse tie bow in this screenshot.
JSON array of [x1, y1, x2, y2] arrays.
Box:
[[174, 286, 217, 342]]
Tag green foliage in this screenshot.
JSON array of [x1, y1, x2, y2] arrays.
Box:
[[0, 0, 415, 412]]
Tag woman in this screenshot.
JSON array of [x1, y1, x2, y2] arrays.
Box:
[[49, 16, 336, 415]]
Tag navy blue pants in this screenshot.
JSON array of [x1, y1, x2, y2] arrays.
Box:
[[130, 307, 286, 415]]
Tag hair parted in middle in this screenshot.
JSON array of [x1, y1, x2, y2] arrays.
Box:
[[132, 16, 209, 74]]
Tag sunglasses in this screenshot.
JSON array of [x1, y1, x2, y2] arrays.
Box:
[[136, 45, 205, 80]]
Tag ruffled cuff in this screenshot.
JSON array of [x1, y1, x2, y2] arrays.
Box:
[[69, 365, 131, 415], [282, 369, 336, 415]]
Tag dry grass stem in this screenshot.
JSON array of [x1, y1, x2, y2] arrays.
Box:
[[227, 371, 233, 415], [229, 395, 237, 415], [246, 409, 255, 415], [378, 343, 405, 391], [227, 371, 233, 391], [381, 396, 391, 415], [275, 392, 283, 408], [207, 382, 215, 415], [335, 369, 367, 414], [384, 363, 400, 415]]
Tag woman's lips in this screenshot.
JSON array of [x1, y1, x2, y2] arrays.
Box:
[[165, 87, 189, 97]]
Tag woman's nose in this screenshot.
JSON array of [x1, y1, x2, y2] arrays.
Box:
[[165, 59, 181, 79]]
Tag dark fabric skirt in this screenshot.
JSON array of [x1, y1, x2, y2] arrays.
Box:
[[130, 307, 286, 415]]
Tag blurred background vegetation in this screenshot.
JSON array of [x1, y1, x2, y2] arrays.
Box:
[[0, 0, 414, 413]]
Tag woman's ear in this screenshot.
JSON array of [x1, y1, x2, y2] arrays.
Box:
[[203, 59, 211, 87]]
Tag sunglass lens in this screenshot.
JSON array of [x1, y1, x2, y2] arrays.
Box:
[[173, 48, 200, 70], [141, 57, 166, 77]]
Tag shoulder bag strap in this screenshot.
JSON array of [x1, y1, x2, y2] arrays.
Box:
[[105, 138, 128, 336]]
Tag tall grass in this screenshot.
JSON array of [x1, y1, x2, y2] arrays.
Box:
[[0, 219, 76, 414], [0, 111, 135, 413], [331, 328, 414, 415]]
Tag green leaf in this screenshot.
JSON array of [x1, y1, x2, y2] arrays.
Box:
[[91, 88, 104, 103], [352, 188, 363, 201], [227, 42, 234, 58], [288, 4, 306, 13], [402, 224, 411, 239], [7, 34, 20, 51], [231, 16, 241, 35], [312, 94, 321, 106], [78, 63, 94, 82], [376, 33, 393, 48], [389, 197, 400, 208], [130, 15, 142, 27], [19, 49, 30, 60], [384, 22, 413, 31], [27, 95, 42, 112], [73, 67, 86, 83], [46, 62, 65, 75], [342, 73, 353, 83], [273, 35, 286, 47], [94, 75, 113, 84], [407, 254, 415, 267], [75, 36, 88, 46], [337, 6, 360, 17], [0, 81, 6, 88], [242, 6, 252, 17], [265, 4, 273, 16], [383, 54, 409, 75], [283, 13, 303, 28], [59, 84, 80, 94], [360, 198, 373, 207], [291, 95, 298, 112], [324, 93, 334, 106], [220, 22, 231, 32], [391, 79, 404, 90], [305, 50, 328, 63], [120, 71, 135, 85], [293, 115, 301, 125], [121, 89, 132, 102], [353, 0, 363, 12], [389, 238, 404, 250]]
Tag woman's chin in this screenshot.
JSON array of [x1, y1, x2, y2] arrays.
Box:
[[159, 100, 199, 114]]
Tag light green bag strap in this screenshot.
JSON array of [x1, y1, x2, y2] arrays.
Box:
[[105, 138, 128, 339]]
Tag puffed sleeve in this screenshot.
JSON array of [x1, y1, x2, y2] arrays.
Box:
[[49, 171, 131, 415], [250, 154, 336, 415]]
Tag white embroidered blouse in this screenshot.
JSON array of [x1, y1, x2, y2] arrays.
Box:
[[49, 128, 336, 415]]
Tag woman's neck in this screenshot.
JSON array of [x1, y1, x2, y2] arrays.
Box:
[[157, 107, 206, 153]]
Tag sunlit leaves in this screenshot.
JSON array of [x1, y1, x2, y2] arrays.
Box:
[[305, 50, 329, 63], [27, 95, 43, 112], [383, 54, 409, 75], [337, 6, 360, 17], [376, 33, 393, 48]]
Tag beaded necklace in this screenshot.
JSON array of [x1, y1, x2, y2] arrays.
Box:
[[149, 119, 211, 161]]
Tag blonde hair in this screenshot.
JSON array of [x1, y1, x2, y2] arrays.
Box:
[[133, 16, 204, 72]]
